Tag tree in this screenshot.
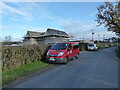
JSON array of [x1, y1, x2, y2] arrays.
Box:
[[4, 35, 12, 42], [96, 2, 120, 35], [3, 35, 13, 45]]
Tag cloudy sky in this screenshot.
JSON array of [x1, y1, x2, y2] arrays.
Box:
[[1, 2, 117, 41]]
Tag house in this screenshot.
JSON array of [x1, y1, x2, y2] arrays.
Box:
[[23, 28, 70, 45]]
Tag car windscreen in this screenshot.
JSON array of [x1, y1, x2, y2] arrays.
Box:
[[88, 44, 94, 46], [50, 43, 68, 50]]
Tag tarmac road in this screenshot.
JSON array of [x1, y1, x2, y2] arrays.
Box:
[[6, 47, 118, 88]]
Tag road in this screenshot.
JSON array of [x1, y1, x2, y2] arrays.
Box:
[[7, 47, 118, 88]]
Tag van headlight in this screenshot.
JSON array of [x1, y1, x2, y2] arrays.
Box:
[[58, 52, 64, 56], [47, 51, 50, 55]]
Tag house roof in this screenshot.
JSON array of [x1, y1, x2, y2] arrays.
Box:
[[24, 28, 69, 38], [25, 31, 45, 37], [45, 28, 68, 36]]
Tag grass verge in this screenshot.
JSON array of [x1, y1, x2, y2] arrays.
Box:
[[98, 46, 110, 49], [2, 61, 52, 86]]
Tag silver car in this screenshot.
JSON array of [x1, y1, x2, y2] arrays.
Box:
[[87, 43, 98, 51]]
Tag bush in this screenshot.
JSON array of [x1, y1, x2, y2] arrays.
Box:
[[2, 44, 50, 71], [79, 43, 88, 51]]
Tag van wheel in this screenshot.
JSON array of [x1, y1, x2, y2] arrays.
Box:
[[63, 57, 68, 64], [76, 53, 79, 59]]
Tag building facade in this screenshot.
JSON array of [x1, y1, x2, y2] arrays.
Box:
[[23, 28, 70, 45]]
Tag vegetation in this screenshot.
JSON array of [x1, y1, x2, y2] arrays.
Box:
[[4, 35, 12, 42], [2, 45, 49, 71], [2, 41, 22, 46], [2, 44, 52, 86], [96, 43, 116, 49], [2, 61, 52, 85], [79, 43, 88, 51], [96, 2, 120, 35]]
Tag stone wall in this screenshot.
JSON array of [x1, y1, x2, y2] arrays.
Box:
[[2, 44, 50, 71]]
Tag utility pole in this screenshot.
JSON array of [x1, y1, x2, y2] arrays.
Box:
[[92, 29, 94, 42], [98, 35, 100, 43], [83, 38, 84, 43], [103, 34, 105, 42]]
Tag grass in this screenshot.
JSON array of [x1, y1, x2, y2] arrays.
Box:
[[96, 43, 116, 49], [98, 46, 110, 49], [2, 61, 52, 86]]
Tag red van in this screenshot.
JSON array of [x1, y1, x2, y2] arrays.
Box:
[[46, 42, 80, 64]]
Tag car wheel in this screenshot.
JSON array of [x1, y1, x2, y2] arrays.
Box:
[[63, 57, 68, 64], [94, 48, 97, 51], [76, 53, 79, 59]]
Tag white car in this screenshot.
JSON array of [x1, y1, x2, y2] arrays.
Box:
[[87, 43, 98, 51]]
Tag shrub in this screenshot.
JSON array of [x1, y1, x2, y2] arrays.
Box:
[[2, 44, 49, 71]]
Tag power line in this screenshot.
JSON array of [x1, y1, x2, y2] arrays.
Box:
[[38, 3, 80, 40], [39, 3, 75, 41], [39, 3, 67, 20]]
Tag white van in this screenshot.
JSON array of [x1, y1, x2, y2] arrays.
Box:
[[87, 43, 98, 51]]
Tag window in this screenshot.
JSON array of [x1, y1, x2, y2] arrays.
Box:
[[68, 44, 72, 50], [88, 44, 94, 46], [73, 44, 79, 49], [50, 43, 68, 50]]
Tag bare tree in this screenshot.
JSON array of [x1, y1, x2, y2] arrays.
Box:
[[4, 35, 12, 42]]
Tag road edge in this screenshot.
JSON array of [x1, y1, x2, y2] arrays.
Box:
[[2, 63, 57, 88]]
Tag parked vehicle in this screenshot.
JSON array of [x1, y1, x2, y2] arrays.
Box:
[[46, 42, 80, 64], [5, 44, 20, 46], [87, 43, 98, 51]]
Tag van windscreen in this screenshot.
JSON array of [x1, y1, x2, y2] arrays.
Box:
[[50, 43, 68, 50], [88, 44, 94, 46]]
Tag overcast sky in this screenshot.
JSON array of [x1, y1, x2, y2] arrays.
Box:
[[1, 2, 117, 41]]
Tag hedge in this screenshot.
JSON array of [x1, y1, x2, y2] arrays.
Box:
[[2, 44, 50, 71]]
